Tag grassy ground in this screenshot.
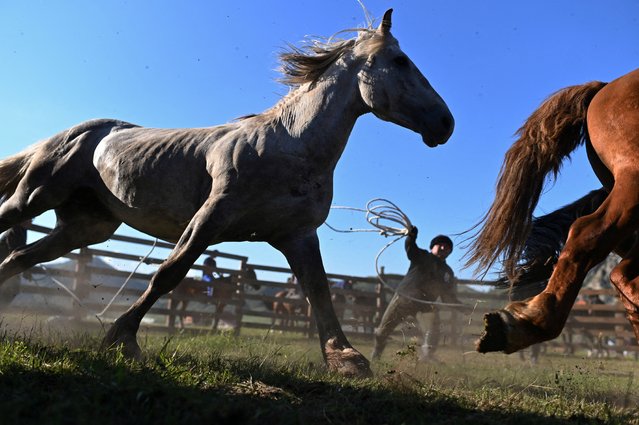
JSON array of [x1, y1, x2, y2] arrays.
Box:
[[0, 318, 638, 425]]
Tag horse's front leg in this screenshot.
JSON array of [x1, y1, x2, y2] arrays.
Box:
[[478, 184, 639, 353], [102, 199, 226, 359], [271, 230, 372, 377]]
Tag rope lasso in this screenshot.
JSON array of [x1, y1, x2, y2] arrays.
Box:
[[326, 198, 469, 308], [31, 239, 158, 320]]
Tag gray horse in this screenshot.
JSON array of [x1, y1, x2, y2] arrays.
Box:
[[0, 10, 453, 377]]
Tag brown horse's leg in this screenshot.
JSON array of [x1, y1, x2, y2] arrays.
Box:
[[178, 300, 188, 330], [478, 180, 639, 353], [212, 301, 225, 331], [271, 230, 372, 377], [610, 242, 639, 341], [271, 291, 286, 330]]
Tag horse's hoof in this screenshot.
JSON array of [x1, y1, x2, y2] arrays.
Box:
[[325, 337, 373, 378], [102, 325, 143, 360], [476, 311, 509, 353], [477, 309, 546, 354]]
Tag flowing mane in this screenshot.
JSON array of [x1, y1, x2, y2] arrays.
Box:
[[278, 28, 378, 87], [235, 28, 380, 123]]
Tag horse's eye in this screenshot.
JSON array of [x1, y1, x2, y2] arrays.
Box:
[[393, 55, 409, 67]]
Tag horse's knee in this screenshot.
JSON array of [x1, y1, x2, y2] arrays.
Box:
[[563, 213, 618, 262]]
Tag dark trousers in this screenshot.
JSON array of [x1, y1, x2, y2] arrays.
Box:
[[372, 292, 441, 360]]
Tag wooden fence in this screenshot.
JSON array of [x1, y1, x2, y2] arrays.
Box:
[[3, 224, 638, 358]]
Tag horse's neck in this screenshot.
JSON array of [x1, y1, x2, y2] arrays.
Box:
[[273, 63, 366, 168]]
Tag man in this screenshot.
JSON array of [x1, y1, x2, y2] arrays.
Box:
[[202, 256, 221, 297], [372, 226, 465, 361]]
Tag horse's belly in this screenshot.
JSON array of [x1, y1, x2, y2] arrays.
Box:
[[99, 198, 190, 243]]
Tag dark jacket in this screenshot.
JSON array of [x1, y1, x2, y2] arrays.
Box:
[[396, 229, 460, 309]]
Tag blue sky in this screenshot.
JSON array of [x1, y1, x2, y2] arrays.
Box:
[[0, 1, 637, 280]]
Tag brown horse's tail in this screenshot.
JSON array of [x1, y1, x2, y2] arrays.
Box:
[[0, 144, 39, 201], [465, 80, 608, 278]]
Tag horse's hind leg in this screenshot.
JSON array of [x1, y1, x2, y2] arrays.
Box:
[[609, 241, 639, 342], [271, 230, 372, 377], [0, 159, 79, 234], [0, 198, 120, 284], [478, 177, 639, 353]]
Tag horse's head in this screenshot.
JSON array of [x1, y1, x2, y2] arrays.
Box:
[[355, 9, 454, 147]]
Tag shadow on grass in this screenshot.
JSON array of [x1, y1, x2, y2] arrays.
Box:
[[0, 348, 631, 425]]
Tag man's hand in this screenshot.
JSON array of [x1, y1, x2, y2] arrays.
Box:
[[409, 226, 418, 237]]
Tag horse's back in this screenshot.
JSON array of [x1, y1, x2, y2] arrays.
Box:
[[40, 119, 138, 154], [20, 119, 216, 241]]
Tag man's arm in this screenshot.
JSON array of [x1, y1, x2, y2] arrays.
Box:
[[405, 226, 421, 262]]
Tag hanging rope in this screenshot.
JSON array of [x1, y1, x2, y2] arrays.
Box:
[[96, 238, 158, 317], [36, 264, 85, 307], [30, 239, 159, 320], [326, 198, 469, 308]]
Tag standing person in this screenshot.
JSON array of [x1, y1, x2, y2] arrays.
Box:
[[202, 256, 222, 297], [0, 221, 29, 309], [372, 226, 466, 361]]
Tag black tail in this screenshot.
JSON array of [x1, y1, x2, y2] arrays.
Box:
[[498, 188, 608, 300]]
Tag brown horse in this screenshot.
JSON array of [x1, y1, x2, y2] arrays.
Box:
[[172, 275, 237, 330], [466, 68, 639, 355], [341, 280, 378, 333], [351, 293, 378, 333], [271, 289, 306, 329]]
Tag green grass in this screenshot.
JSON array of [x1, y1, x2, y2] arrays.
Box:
[[0, 322, 638, 425]]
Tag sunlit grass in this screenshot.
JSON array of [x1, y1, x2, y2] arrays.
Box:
[[0, 321, 638, 424]]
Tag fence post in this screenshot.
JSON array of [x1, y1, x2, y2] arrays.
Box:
[[73, 247, 92, 322], [234, 268, 245, 337], [306, 304, 315, 339]]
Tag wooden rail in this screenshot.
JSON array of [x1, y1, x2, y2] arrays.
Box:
[[4, 224, 638, 357]]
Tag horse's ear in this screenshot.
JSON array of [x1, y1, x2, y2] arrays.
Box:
[[377, 9, 393, 35]]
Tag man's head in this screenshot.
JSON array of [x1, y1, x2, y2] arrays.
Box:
[[203, 256, 216, 272], [430, 235, 453, 260]]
